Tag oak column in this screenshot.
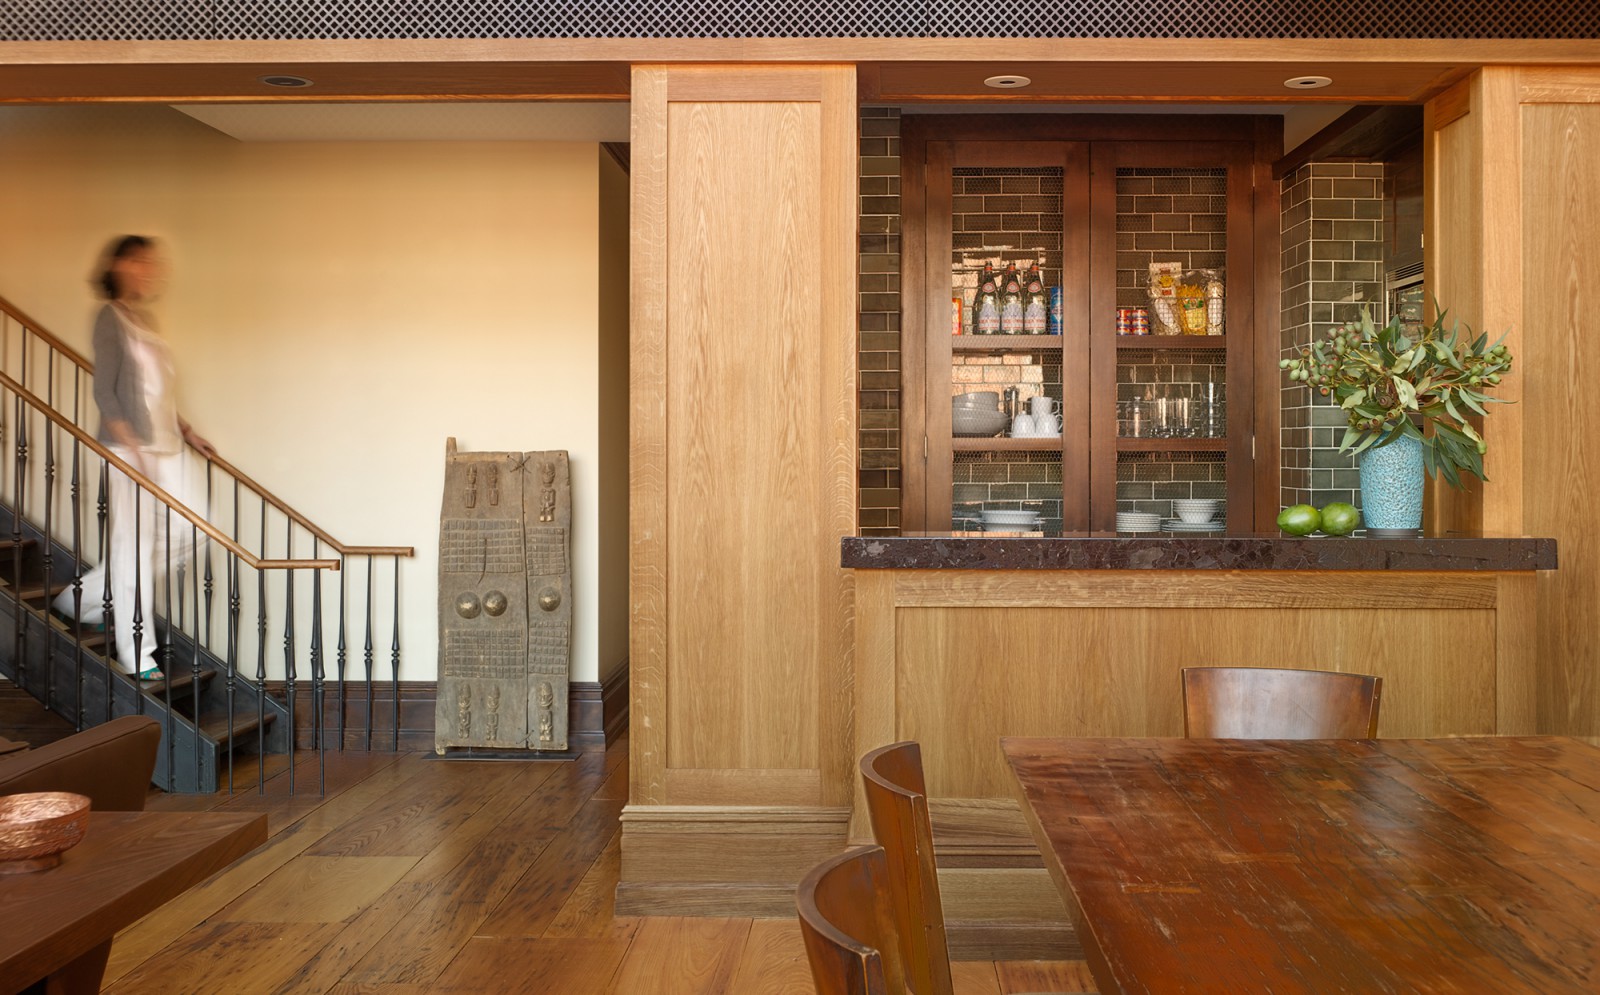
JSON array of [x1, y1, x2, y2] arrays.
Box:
[[622, 65, 858, 914]]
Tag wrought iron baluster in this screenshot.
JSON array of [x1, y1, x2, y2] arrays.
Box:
[[69, 369, 84, 730], [336, 554, 347, 752], [256, 501, 267, 793], [100, 461, 112, 725], [203, 461, 214, 669], [283, 524, 295, 794], [160, 503, 174, 786], [13, 373, 28, 694], [191, 519, 203, 793], [226, 478, 241, 793], [391, 557, 401, 752], [363, 554, 374, 751], [131, 486, 145, 717], [42, 355, 55, 711], [311, 539, 325, 793]]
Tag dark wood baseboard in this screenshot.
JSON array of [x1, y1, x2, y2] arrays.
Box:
[[270, 660, 628, 753]]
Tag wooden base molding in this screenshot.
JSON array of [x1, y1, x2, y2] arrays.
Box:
[[273, 661, 628, 753]]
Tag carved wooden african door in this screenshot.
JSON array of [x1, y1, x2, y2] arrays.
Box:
[[436, 441, 573, 752]]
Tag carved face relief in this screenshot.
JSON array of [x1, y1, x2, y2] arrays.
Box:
[[538, 681, 554, 709]]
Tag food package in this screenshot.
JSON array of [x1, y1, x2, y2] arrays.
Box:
[[1148, 264, 1223, 336]]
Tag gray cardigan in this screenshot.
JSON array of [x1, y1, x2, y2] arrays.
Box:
[[92, 303, 157, 447]]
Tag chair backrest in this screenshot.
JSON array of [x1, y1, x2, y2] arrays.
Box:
[[860, 741, 953, 995], [796, 845, 908, 995], [1182, 667, 1382, 739], [0, 714, 161, 810]]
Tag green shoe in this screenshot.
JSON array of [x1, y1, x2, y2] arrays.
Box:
[[136, 667, 164, 683]]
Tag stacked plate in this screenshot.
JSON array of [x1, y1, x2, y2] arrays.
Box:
[[952, 392, 1008, 438], [1161, 519, 1225, 533], [981, 509, 1042, 532], [1115, 511, 1160, 533]]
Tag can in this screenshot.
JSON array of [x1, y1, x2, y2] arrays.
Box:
[[1116, 308, 1134, 335], [1132, 307, 1150, 335], [1048, 287, 1063, 335]]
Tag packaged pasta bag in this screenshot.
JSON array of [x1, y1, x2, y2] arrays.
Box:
[[1147, 262, 1182, 334]]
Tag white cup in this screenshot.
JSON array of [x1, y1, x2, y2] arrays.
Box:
[[1010, 413, 1036, 437], [1030, 395, 1059, 418]]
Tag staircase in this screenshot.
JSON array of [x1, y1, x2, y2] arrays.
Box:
[[0, 481, 292, 795], [0, 293, 413, 793]]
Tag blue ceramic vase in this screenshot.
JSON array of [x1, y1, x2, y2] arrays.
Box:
[[1358, 433, 1424, 531]]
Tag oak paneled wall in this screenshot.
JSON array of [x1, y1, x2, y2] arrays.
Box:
[[1426, 67, 1600, 736], [1523, 82, 1600, 736], [899, 604, 1495, 798], [854, 567, 1535, 825], [624, 64, 857, 913]]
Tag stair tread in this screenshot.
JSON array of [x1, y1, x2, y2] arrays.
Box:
[[199, 709, 275, 741], [139, 667, 216, 696], [18, 580, 71, 603]]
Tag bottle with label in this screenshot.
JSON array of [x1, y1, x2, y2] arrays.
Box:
[[973, 270, 1001, 335], [1000, 266, 1025, 334], [1023, 263, 1048, 334]]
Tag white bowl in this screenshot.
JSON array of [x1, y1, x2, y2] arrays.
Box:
[[953, 410, 1008, 437], [953, 391, 1000, 407], [1176, 509, 1217, 524], [1172, 498, 1219, 509]]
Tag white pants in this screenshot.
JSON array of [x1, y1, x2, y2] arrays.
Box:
[[53, 448, 199, 675]]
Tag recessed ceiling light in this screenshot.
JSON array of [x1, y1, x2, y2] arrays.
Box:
[[1284, 75, 1333, 90], [259, 74, 315, 88], [984, 75, 1032, 90]]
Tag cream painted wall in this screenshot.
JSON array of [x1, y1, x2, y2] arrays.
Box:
[[0, 104, 610, 684]]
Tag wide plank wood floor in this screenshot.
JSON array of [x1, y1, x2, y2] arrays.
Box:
[[49, 726, 1094, 994]]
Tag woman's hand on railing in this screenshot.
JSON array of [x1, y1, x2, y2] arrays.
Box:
[[180, 419, 217, 460]]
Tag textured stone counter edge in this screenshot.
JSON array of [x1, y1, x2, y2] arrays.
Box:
[[839, 536, 1558, 572]]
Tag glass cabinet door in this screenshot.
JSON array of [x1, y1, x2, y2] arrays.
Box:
[[1089, 144, 1255, 534], [922, 142, 1090, 534]]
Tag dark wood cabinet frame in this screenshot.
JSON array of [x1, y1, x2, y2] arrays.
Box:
[[899, 114, 1282, 533]]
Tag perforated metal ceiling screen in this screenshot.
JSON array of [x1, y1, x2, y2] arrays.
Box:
[[3, 0, 1597, 41]]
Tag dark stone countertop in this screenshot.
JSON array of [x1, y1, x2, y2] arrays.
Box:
[[841, 533, 1557, 571]]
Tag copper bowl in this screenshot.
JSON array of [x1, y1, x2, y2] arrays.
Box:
[[0, 791, 91, 873]]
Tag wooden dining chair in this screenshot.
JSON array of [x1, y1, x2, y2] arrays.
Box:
[[861, 742, 1081, 995], [796, 844, 908, 995], [1182, 667, 1382, 739]]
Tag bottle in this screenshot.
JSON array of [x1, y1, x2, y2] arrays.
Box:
[[973, 271, 1001, 335], [1000, 265, 1024, 334], [1023, 264, 1048, 334]]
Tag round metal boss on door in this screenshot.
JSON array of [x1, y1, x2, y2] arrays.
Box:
[[483, 590, 508, 617], [454, 592, 481, 618], [537, 587, 562, 612]]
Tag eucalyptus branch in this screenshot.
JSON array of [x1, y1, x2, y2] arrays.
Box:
[[1280, 307, 1513, 489]]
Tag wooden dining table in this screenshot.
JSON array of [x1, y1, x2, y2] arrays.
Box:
[[0, 809, 266, 995], [1004, 736, 1600, 994]]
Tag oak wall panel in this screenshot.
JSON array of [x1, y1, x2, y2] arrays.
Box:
[[629, 65, 857, 814], [1523, 96, 1600, 736], [895, 605, 1497, 799]]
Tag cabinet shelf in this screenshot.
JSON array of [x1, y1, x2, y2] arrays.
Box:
[[953, 437, 1064, 452], [1115, 438, 1228, 452], [952, 335, 1063, 352], [1115, 335, 1226, 350]]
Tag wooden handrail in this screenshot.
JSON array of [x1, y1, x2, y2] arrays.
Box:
[[0, 369, 339, 572], [0, 295, 93, 373], [0, 293, 413, 559]]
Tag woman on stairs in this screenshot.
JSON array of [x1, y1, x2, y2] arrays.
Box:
[[52, 235, 216, 682]]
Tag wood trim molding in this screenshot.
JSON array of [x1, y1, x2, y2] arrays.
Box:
[[273, 665, 628, 752]]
